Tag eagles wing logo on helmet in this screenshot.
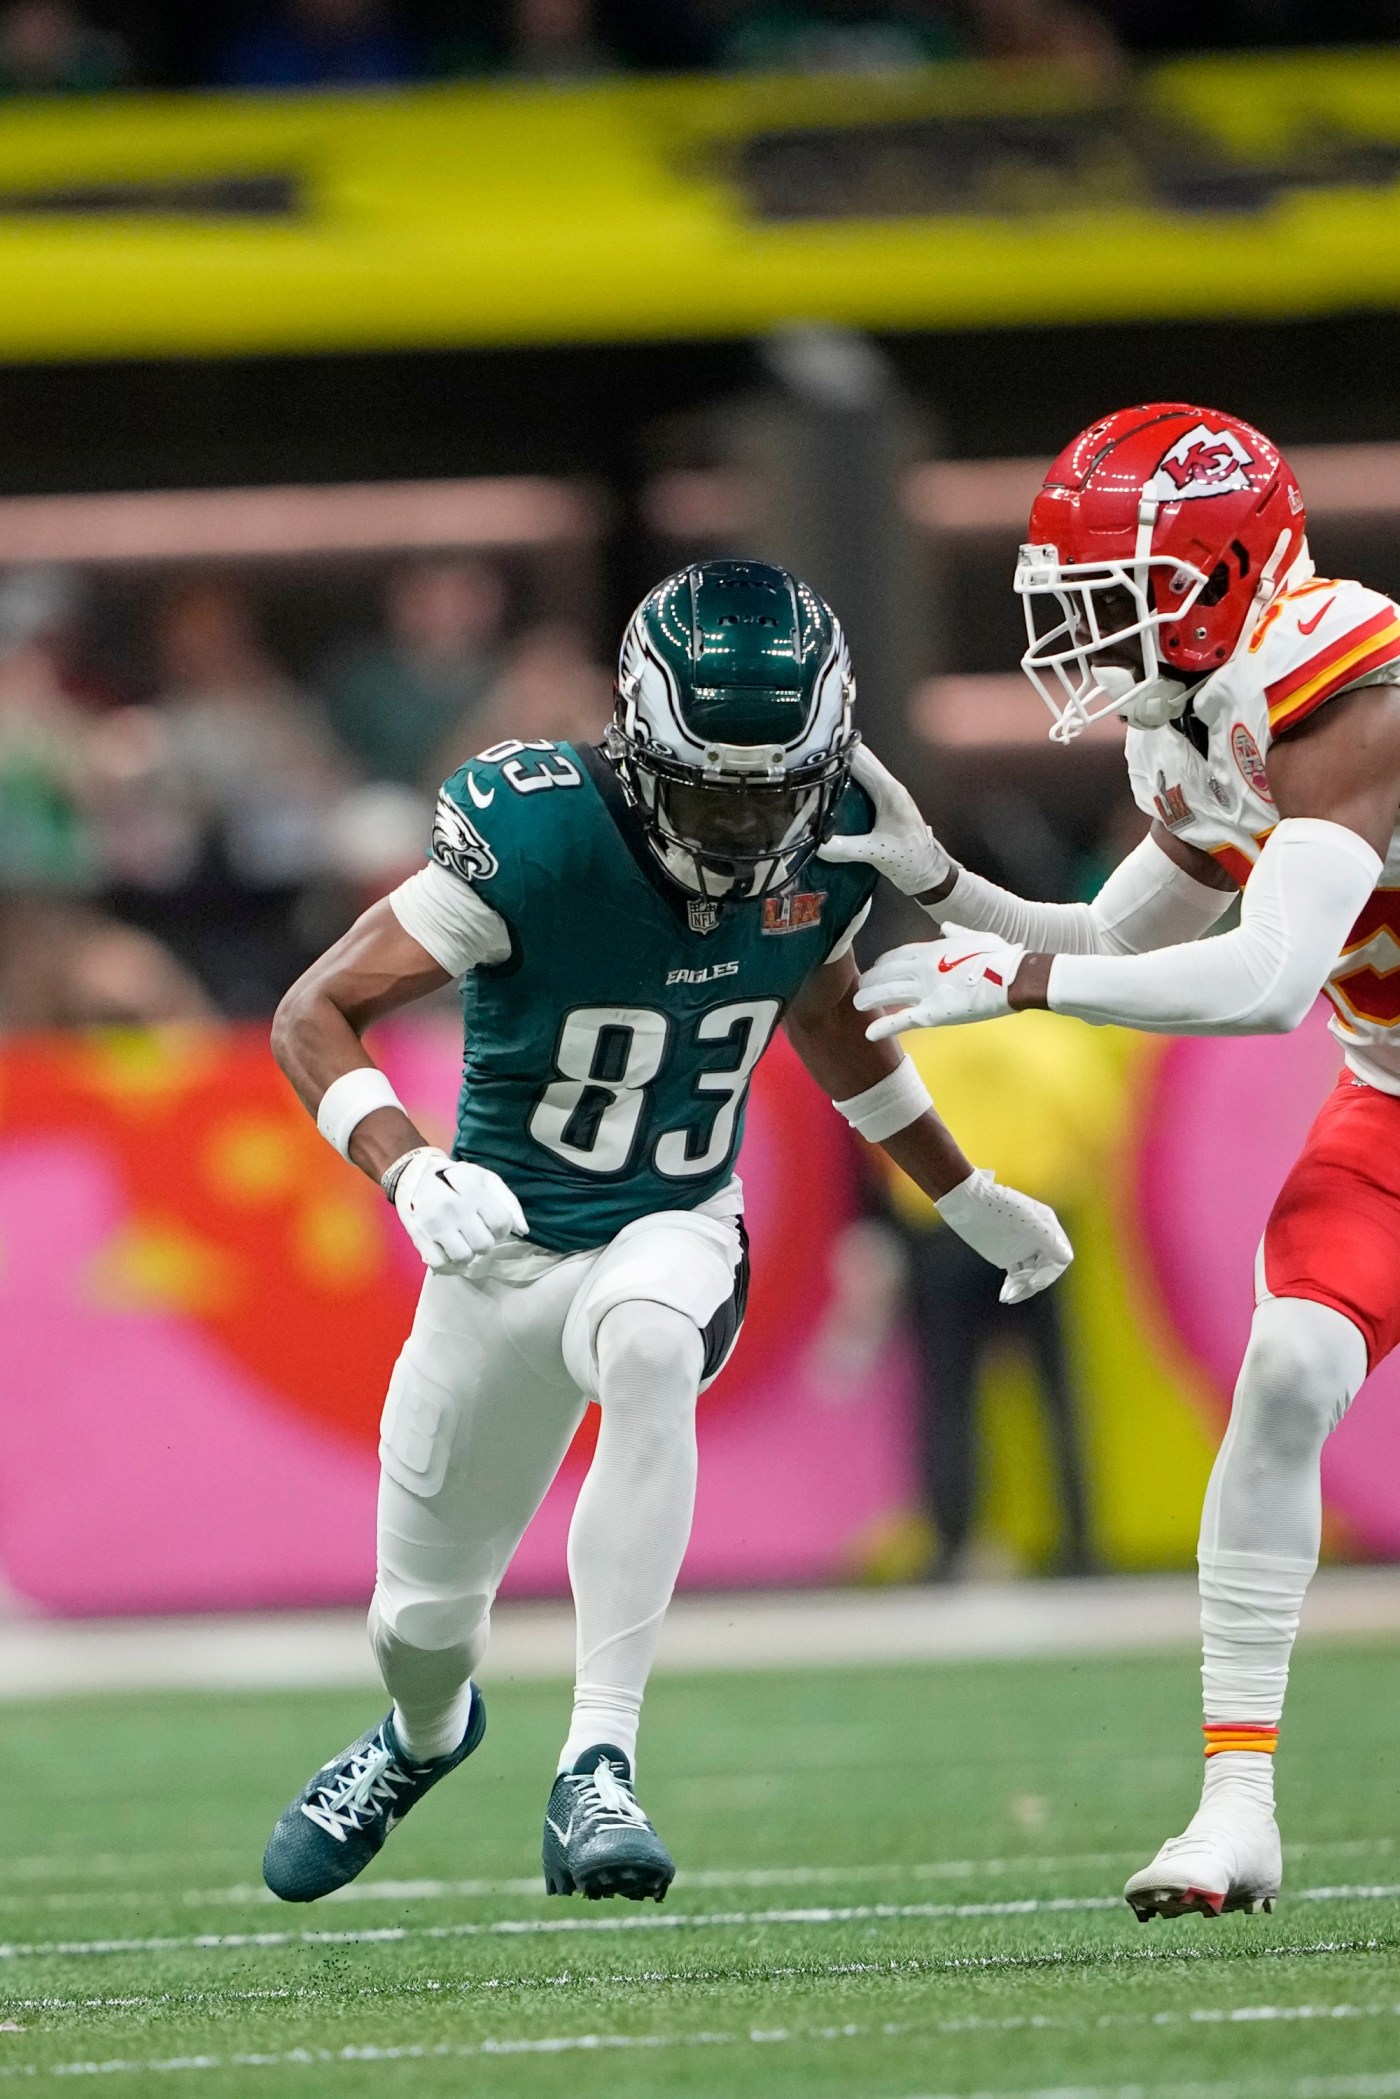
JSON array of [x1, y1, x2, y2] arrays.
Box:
[[1144, 424, 1256, 503], [430, 790, 499, 883]]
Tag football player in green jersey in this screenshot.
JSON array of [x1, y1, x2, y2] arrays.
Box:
[[261, 560, 1072, 1907]]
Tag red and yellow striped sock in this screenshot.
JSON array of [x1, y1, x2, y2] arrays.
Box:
[[1203, 1722, 1279, 1758]]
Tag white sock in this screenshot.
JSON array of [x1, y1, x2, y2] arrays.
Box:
[[1196, 1295, 1366, 1753], [368, 1593, 481, 1766], [393, 1682, 474, 1767], [1199, 1547, 1316, 1723], [1199, 1749, 1276, 1815], [560, 1301, 703, 1778], [559, 1687, 644, 1773]]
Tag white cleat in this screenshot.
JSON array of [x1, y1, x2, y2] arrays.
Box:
[[1124, 1794, 1282, 1922]]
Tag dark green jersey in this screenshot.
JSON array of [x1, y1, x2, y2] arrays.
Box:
[[434, 740, 877, 1253]]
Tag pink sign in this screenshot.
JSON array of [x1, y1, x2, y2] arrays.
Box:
[[5, 1003, 1394, 1617], [0, 1024, 911, 1615]]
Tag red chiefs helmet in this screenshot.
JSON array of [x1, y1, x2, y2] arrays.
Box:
[[1016, 403, 1309, 742]]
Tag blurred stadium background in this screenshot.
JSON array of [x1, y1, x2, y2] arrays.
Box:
[[6, 8, 1400, 2091]]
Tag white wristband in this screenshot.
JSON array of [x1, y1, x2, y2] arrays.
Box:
[[316, 1067, 405, 1160], [832, 1057, 933, 1144]]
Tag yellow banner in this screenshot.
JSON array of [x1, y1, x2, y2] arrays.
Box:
[[2, 50, 1400, 360]]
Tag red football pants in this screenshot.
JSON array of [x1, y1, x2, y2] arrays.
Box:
[[1261, 1070, 1400, 1371]]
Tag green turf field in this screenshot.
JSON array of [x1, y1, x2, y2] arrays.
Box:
[[2, 1640, 1399, 2095]]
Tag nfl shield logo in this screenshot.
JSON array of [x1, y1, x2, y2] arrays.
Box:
[[687, 898, 722, 935]]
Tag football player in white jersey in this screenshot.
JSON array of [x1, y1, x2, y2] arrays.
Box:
[[819, 403, 1400, 1922]]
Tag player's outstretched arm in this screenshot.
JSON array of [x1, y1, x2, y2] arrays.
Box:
[[786, 950, 1071, 1303], [861, 685, 1400, 1041], [272, 900, 527, 1269], [820, 744, 1232, 955]]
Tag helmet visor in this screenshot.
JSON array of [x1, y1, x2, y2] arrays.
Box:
[[660, 779, 817, 863]]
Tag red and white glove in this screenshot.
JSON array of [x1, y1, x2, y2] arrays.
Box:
[[391, 1147, 527, 1272], [853, 931, 1026, 1040], [936, 1169, 1073, 1304]]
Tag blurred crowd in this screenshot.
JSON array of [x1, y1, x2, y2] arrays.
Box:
[[1, 0, 1396, 98], [0, 557, 612, 1026]]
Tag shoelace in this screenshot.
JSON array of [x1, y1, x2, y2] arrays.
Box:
[[571, 1758, 650, 1833], [301, 1738, 412, 1842]]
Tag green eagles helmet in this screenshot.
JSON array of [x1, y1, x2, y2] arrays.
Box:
[[606, 559, 858, 901]]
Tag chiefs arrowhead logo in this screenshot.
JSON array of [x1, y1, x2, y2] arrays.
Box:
[[1144, 424, 1256, 503]]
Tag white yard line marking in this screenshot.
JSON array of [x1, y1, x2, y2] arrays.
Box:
[[0, 1857, 1149, 1915], [898, 2082, 1400, 2099], [13, 1993, 1400, 2030], [6, 2026, 1400, 2085], [0, 2021, 878, 2078], [168, 1856, 1147, 1910], [5, 1835, 1388, 1914], [0, 1882, 1397, 1962], [0, 1936, 1389, 2015]]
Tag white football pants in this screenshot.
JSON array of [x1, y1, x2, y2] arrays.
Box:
[[367, 1202, 746, 1771], [1197, 1292, 1368, 1729]]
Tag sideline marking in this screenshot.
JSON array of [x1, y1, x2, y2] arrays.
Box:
[[0, 1885, 1398, 1962]]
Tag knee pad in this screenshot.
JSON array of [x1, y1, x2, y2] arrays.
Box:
[[561, 1209, 741, 1397], [596, 1301, 703, 1397], [1237, 1296, 1368, 1454], [370, 1581, 490, 1662]]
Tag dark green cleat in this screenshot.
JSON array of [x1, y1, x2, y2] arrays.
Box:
[[262, 1689, 486, 1904], [542, 1744, 675, 1903]]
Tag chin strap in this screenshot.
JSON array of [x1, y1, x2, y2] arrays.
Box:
[[1097, 661, 1190, 730], [1120, 674, 1191, 730]]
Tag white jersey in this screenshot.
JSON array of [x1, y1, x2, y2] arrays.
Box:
[[1124, 575, 1400, 1093]]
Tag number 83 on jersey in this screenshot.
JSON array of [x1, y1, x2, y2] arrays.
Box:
[[529, 999, 781, 1180]]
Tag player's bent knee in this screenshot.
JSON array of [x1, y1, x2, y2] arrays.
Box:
[[595, 1301, 704, 1400], [1237, 1297, 1367, 1451]]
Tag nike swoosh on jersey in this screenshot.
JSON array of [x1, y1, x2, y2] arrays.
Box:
[[1297, 597, 1336, 637], [466, 773, 495, 809], [938, 951, 984, 973]]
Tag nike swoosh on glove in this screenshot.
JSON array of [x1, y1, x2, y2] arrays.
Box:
[[935, 1169, 1073, 1305], [393, 1148, 527, 1272], [816, 743, 952, 897], [853, 931, 1026, 1040]]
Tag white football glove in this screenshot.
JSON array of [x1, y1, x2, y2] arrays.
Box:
[[392, 1147, 527, 1272], [854, 930, 1026, 1040], [936, 1168, 1073, 1304], [816, 743, 953, 897]]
